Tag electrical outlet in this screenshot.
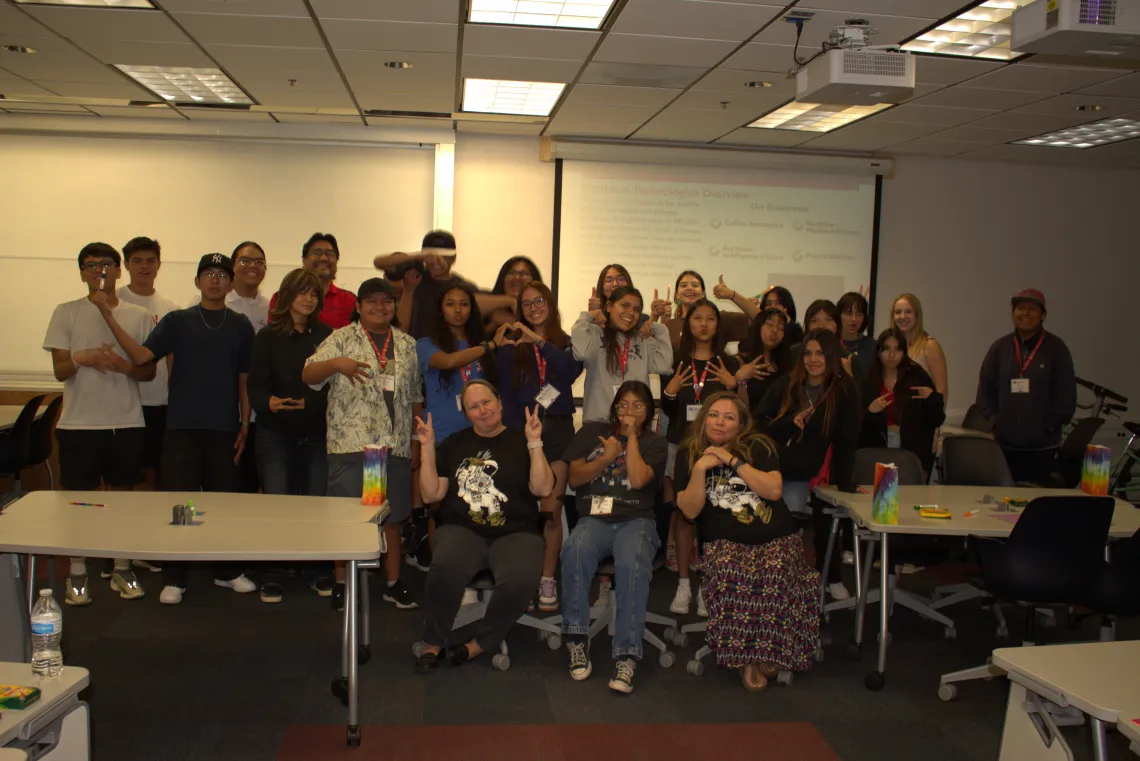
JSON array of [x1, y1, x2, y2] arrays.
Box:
[[784, 10, 815, 23]]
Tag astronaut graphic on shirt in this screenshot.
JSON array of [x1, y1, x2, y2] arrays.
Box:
[[456, 450, 508, 526], [585, 442, 630, 489], [706, 468, 773, 525]]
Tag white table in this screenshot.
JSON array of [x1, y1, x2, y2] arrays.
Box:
[[814, 485, 1140, 692], [992, 641, 1140, 761], [0, 491, 381, 746], [0, 663, 89, 760], [0, 406, 45, 433]]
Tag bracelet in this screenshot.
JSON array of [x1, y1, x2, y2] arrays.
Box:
[[527, 440, 543, 450], [536, 338, 546, 349], [482, 341, 493, 353]]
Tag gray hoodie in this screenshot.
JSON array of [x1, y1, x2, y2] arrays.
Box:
[[571, 312, 673, 422]]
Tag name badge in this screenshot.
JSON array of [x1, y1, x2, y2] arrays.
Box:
[[535, 384, 560, 409], [380, 376, 395, 393], [590, 495, 614, 516], [686, 404, 701, 421], [1011, 378, 1030, 394], [456, 394, 464, 411]]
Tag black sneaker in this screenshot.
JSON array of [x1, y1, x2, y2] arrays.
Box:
[[259, 582, 283, 604], [567, 638, 592, 681], [331, 581, 345, 612], [382, 579, 419, 609], [309, 576, 335, 597], [609, 658, 636, 694], [99, 558, 114, 579], [405, 541, 432, 572]]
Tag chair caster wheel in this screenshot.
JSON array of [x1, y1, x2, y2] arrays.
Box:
[[491, 654, 511, 671], [331, 677, 348, 706], [546, 634, 562, 650], [359, 644, 371, 664], [996, 625, 1010, 638], [673, 632, 688, 647], [412, 642, 425, 658], [777, 671, 794, 686], [347, 725, 361, 746], [845, 642, 862, 660], [938, 683, 957, 702], [686, 660, 705, 676], [658, 651, 675, 668], [865, 671, 886, 691], [876, 632, 892, 645], [943, 627, 957, 640]]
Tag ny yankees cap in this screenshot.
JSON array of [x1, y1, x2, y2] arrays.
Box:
[[197, 253, 234, 279]]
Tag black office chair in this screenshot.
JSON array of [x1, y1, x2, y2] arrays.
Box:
[[1048, 417, 1105, 489], [938, 496, 1114, 700], [960, 404, 994, 434], [0, 395, 45, 501], [1085, 528, 1140, 641], [25, 395, 63, 490], [942, 435, 1014, 487]]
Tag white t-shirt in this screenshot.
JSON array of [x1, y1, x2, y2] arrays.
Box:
[[43, 297, 152, 430], [116, 286, 180, 407]]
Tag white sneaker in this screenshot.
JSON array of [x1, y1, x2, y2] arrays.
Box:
[[828, 582, 851, 601], [159, 585, 185, 605], [594, 581, 612, 609], [132, 559, 163, 573], [461, 589, 479, 606], [669, 584, 692, 614], [899, 563, 925, 575], [841, 551, 855, 566], [215, 574, 256, 593], [696, 588, 708, 617]]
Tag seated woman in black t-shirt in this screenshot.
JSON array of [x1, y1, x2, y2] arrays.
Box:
[[414, 380, 555, 673], [559, 380, 668, 695], [675, 391, 821, 692]]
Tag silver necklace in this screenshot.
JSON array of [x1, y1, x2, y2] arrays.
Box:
[[198, 304, 228, 331]]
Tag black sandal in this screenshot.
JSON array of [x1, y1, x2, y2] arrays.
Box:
[[414, 650, 442, 675], [446, 644, 474, 666]]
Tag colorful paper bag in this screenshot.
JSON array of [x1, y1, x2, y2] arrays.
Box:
[[1081, 444, 1111, 496], [871, 462, 899, 525], [362, 445, 389, 506]]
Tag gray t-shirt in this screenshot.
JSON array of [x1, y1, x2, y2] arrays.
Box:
[[562, 421, 667, 523]]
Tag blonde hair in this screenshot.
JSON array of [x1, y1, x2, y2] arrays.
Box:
[[892, 293, 929, 359], [682, 391, 777, 469]]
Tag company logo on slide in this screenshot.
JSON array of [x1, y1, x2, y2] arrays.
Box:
[[792, 250, 855, 263], [710, 218, 723, 230], [708, 246, 721, 257], [793, 220, 804, 232], [792, 250, 803, 263]]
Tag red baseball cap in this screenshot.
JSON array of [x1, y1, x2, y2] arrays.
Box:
[[1011, 289, 1046, 311]]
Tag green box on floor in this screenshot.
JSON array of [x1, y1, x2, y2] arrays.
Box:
[[0, 684, 42, 709]]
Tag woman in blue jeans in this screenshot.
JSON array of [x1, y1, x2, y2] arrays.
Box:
[[559, 380, 668, 695]]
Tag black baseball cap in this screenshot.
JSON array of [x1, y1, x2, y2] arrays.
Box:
[[357, 278, 396, 301], [197, 253, 234, 279]]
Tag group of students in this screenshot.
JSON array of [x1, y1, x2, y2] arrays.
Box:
[[43, 228, 1076, 696]]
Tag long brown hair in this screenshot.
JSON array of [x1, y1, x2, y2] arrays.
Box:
[[514, 281, 569, 388], [595, 263, 632, 299], [602, 285, 643, 375], [775, 329, 846, 437], [267, 268, 324, 335], [682, 391, 776, 468]]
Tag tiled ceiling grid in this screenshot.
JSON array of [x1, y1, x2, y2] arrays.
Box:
[[1, 0, 1139, 167]]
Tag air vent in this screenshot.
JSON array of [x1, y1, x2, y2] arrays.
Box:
[[842, 50, 908, 77], [1080, 0, 1117, 25], [365, 109, 451, 119]]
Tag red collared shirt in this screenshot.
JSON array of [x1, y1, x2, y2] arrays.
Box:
[[270, 282, 357, 330]]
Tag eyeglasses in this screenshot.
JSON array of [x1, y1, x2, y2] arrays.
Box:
[[80, 261, 115, 273], [237, 257, 266, 269], [306, 249, 337, 260], [201, 270, 231, 281], [603, 276, 628, 287], [617, 401, 647, 413], [521, 297, 546, 310], [506, 269, 532, 279]]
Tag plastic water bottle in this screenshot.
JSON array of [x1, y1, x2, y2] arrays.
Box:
[[31, 589, 63, 678]]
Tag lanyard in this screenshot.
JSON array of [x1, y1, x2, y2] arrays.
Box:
[[365, 329, 392, 372], [691, 359, 712, 403], [1013, 331, 1045, 377], [534, 345, 547, 387], [617, 337, 631, 380]]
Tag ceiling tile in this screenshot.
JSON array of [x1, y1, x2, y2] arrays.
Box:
[[208, 45, 344, 88], [311, 0, 461, 23], [594, 34, 736, 67], [0, 4, 50, 37], [179, 106, 273, 120], [724, 43, 796, 72], [883, 137, 980, 156], [960, 63, 1126, 94], [713, 127, 816, 146], [356, 92, 453, 113], [272, 111, 362, 123], [90, 41, 215, 67], [365, 115, 452, 128], [691, 67, 790, 93], [1, 102, 92, 113], [0, 35, 118, 81], [968, 110, 1094, 132], [670, 86, 790, 116], [461, 55, 580, 83], [554, 99, 660, 123], [456, 120, 544, 134], [25, 6, 189, 44], [87, 104, 184, 118], [579, 61, 706, 88], [874, 103, 993, 127], [462, 25, 599, 60], [338, 49, 455, 96], [797, 121, 944, 150], [912, 55, 1006, 86], [613, 0, 784, 42], [545, 119, 643, 137], [249, 87, 355, 108], [1074, 72, 1140, 99], [160, 0, 310, 15], [172, 13, 323, 47], [912, 86, 1050, 111], [567, 83, 681, 107], [1014, 93, 1140, 117], [631, 121, 734, 142], [0, 78, 57, 97], [928, 125, 1025, 144], [32, 78, 152, 99], [801, 0, 968, 17], [898, 82, 945, 101], [323, 20, 458, 53], [751, 10, 931, 48]]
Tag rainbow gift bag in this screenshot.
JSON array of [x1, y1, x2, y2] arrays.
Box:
[[1081, 445, 1111, 496], [871, 462, 899, 525], [362, 445, 389, 506]]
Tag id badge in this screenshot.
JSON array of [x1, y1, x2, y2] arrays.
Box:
[[590, 495, 614, 516], [535, 384, 560, 409], [686, 404, 701, 422], [380, 375, 395, 393], [455, 394, 464, 411], [1011, 378, 1030, 394]]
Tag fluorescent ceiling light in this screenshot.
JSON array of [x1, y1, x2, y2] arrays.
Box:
[[747, 101, 892, 132], [1014, 118, 1140, 149], [901, 0, 1035, 61], [462, 78, 565, 116], [13, 0, 155, 7], [468, 0, 615, 29], [115, 65, 250, 105]]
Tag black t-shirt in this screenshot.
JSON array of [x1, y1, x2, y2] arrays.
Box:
[[561, 421, 667, 523], [674, 439, 798, 546], [436, 427, 540, 538], [144, 306, 254, 433], [659, 355, 739, 444]]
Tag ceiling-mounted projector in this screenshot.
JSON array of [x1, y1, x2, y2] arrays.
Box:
[[1012, 0, 1140, 57], [794, 20, 915, 105]]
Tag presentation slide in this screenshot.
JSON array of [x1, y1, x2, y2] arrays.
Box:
[[557, 160, 878, 320]]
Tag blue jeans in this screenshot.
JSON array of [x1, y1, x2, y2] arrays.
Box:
[[560, 516, 660, 659], [255, 427, 327, 497]]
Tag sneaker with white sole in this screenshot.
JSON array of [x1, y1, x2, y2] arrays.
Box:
[[382, 579, 419, 610], [132, 560, 163, 573], [609, 658, 636, 694], [109, 568, 145, 600], [594, 581, 612, 609], [215, 574, 257, 593], [669, 583, 692, 615], [159, 585, 185, 605], [841, 551, 854, 567], [538, 577, 558, 612], [260, 582, 283, 604], [65, 575, 92, 606], [567, 639, 591, 681], [696, 588, 708, 617], [827, 582, 851, 601], [899, 563, 925, 575]]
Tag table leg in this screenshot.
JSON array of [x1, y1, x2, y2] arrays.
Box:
[[819, 513, 840, 621], [1090, 717, 1107, 761], [346, 559, 360, 747], [853, 536, 875, 650], [27, 554, 36, 615], [866, 532, 889, 691]]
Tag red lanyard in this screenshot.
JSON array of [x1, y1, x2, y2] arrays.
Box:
[[1013, 331, 1045, 377], [534, 345, 547, 386], [617, 337, 631, 380], [691, 359, 712, 403], [365, 329, 392, 372]]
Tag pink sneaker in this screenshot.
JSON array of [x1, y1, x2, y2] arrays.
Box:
[[666, 542, 678, 573]]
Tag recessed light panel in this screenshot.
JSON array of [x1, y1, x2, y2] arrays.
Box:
[[13, 0, 155, 7], [115, 66, 250, 105], [901, 0, 1035, 61], [747, 101, 892, 132], [462, 78, 565, 116], [468, 0, 615, 30], [1014, 118, 1140, 148]]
